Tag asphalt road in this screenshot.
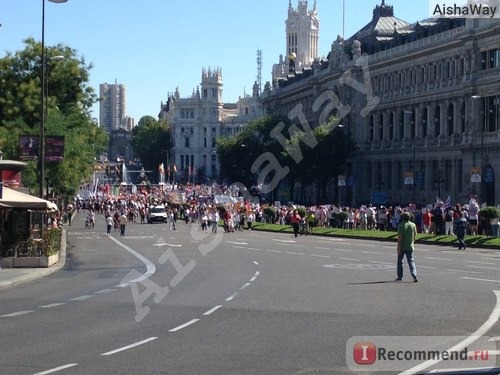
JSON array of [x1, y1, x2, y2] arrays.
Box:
[[2, 213, 500, 375]]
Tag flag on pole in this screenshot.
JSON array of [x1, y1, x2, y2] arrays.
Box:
[[173, 163, 177, 173], [443, 195, 451, 209], [159, 163, 164, 175]]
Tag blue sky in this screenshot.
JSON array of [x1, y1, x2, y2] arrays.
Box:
[[0, 0, 429, 123]]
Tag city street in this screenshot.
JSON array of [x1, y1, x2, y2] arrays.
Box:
[[1, 213, 500, 374]]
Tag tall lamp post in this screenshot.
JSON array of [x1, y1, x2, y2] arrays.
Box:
[[39, 0, 67, 198]]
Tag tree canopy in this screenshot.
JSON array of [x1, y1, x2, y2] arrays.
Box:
[[131, 115, 171, 177], [217, 115, 356, 204], [0, 38, 107, 198]]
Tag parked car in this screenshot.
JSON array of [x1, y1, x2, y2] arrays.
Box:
[[147, 205, 168, 223]]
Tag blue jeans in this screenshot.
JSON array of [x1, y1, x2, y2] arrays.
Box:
[[397, 251, 417, 279]]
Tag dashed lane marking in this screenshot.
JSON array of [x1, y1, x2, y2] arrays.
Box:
[[101, 337, 158, 356], [169, 319, 199, 333]]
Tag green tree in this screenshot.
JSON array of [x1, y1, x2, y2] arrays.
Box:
[[0, 38, 106, 198], [217, 116, 281, 188], [285, 117, 355, 203], [131, 116, 171, 175]]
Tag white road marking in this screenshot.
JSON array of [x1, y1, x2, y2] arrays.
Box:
[[233, 246, 245, 249], [318, 238, 347, 242], [225, 292, 238, 301], [466, 265, 500, 270], [358, 243, 376, 248], [447, 269, 484, 274], [255, 271, 260, 276], [334, 248, 353, 252], [33, 363, 78, 374], [225, 241, 248, 245], [95, 288, 115, 294], [253, 261, 260, 266], [240, 283, 251, 289], [465, 261, 497, 265], [266, 249, 281, 253], [153, 243, 182, 247], [272, 239, 296, 243], [1, 310, 34, 317], [110, 236, 156, 284], [461, 277, 500, 283], [424, 257, 452, 261], [369, 261, 393, 265], [101, 337, 158, 355], [249, 276, 258, 282], [249, 248, 262, 251], [399, 290, 500, 375], [417, 265, 435, 269], [203, 305, 223, 316], [286, 251, 304, 255], [362, 251, 383, 255], [310, 254, 330, 258], [69, 295, 94, 301], [314, 246, 330, 250], [339, 257, 359, 261], [169, 319, 199, 333], [39, 303, 66, 309]]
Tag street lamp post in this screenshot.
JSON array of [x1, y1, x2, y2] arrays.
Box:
[[39, 0, 67, 198]]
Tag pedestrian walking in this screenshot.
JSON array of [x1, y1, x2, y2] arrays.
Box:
[[106, 215, 113, 237], [453, 211, 468, 250], [395, 212, 418, 282], [119, 212, 128, 236], [290, 209, 301, 238]]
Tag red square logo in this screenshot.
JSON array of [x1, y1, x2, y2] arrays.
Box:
[[353, 342, 377, 365]]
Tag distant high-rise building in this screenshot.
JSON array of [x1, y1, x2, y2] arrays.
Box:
[[99, 81, 127, 133]]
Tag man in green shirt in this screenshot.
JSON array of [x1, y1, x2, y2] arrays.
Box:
[[395, 212, 418, 282]]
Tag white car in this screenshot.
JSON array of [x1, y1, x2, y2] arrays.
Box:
[[147, 205, 168, 223]]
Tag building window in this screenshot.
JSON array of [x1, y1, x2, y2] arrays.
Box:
[[185, 136, 190, 148], [434, 106, 441, 137], [399, 111, 404, 140], [422, 108, 428, 138], [447, 104, 454, 136], [389, 112, 394, 140], [460, 102, 466, 133]]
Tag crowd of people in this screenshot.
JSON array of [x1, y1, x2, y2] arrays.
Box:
[[66, 183, 499, 241]]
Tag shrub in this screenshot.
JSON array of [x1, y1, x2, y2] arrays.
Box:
[[41, 228, 62, 257], [480, 206, 499, 221], [263, 206, 276, 223]]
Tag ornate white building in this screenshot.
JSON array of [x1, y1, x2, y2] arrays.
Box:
[[159, 68, 264, 182], [262, 1, 500, 207], [272, 0, 320, 83]]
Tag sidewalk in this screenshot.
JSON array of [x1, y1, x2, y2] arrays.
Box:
[[0, 229, 67, 289]]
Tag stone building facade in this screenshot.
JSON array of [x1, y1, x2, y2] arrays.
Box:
[[158, 68, 264, 183], [261, 1, 500, 207]]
